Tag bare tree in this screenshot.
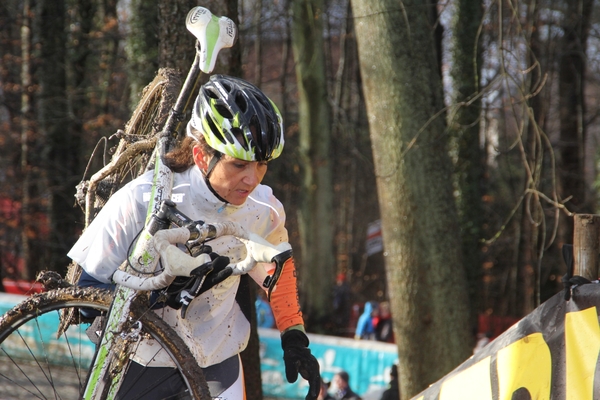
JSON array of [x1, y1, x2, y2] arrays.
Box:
[[36, 0, 80, 273], [158, 0, 197, 75], [127, 0, 159, 111], [290, 0, 335, 329], [447, 0, 484, 328], [351, 0, 472, 395], [558, 0, 594, 224], [20, 0, 32, 279]]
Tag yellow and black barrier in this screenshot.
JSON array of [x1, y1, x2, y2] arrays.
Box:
[[413, 283, 600, 400]]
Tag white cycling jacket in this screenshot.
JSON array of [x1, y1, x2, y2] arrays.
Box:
[[68, 166, 291, 367]]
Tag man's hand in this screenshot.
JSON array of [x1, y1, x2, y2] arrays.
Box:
[[281, 329, 320, 400]]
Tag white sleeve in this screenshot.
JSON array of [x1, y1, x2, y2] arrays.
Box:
[[67, 184, 148, 283], [247, 189, 289, 287], [261, 188, 289, 246], [265, 204, 288, 245]]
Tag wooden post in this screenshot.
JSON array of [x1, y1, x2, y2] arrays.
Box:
[[573, 214, 600, 280]]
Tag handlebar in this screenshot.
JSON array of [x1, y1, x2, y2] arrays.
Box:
[[111, 200, 292, 293]]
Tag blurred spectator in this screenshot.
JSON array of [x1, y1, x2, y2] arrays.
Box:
[[349, 303, 361, 336], [473, 331, 492, 355], [332, 273, 352, 335], [380, 364, 399, 400], [330, 370, 362, 400], [255, 291, 274, 328], [375, 301, 394, 342], [318, 377, 334, 400], [355, 301, 377, 340]]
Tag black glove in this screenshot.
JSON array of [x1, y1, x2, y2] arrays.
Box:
[[281, 329, 320, 400], [189, 251, 232, 294]]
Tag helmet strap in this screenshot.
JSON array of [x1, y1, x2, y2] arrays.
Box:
[[205, 152, 222, 178], [204, 153, 228, 204]]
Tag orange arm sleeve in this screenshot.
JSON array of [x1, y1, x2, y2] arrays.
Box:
[[268, 257, 304, 332]]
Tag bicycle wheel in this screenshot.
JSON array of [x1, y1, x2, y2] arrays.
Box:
[[0, 287, 210, 399]]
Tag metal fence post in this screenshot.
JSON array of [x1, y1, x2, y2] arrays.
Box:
[[573, 214, 600, 280]]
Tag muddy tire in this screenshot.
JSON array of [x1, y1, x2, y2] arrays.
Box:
[[0, 286, 210, 399]]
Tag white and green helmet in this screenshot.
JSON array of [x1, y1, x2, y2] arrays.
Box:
[[189, 75, 284, 162]]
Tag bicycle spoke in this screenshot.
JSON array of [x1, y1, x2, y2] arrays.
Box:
[[32, 313, 60, 398], [62, 326, 85, 393], [0, 307, 93, 400], [116, 353, 194, 400], [2, 329, 52, 398], [1, 349, 47, 399]]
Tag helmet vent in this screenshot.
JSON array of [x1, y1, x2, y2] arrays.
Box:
[[265, 117, 276, 147], [254, 94, 270, 111], [206, 88, 219, 99], [221, 82, 232, 92], [235, 92, 248, 112], [206, 114, 226, 144], [215, 104, 233, 119], [231, 127, 249, 150], [249, 116, 264, 158]]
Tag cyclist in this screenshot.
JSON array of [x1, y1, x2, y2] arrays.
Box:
[[68, 74, 320, 399]]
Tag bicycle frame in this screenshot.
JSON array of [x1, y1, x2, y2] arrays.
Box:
[[82, 7, 237, 399]]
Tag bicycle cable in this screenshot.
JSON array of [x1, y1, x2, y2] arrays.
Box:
[[125, 228, 165, 276]]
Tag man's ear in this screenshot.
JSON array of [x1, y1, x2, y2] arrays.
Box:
[[192, 145, 210, 172]]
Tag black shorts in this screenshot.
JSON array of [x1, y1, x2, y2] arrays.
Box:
[[115, 354, 240, 399]]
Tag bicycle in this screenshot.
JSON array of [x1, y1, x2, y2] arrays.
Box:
[[0, 7, 293, 400]]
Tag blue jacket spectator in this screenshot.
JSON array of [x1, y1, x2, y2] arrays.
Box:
[[354, 301, 377, 340]]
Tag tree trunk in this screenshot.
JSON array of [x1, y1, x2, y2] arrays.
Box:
[[98, 0, 119, 113], [70, 0, 96, 207], [253, 0, 263, 85], [332, 0, 356, 290], [239, 278, 264, 400], [20, 0, 32, 280], [290, 0, 335, 331], [351, 0, 472, 396], [558, 0, 594, 235], [36, 0, 78, 273], [1, 0, 28, 283], [127, 0, 159, 111], [447, 0, 484, 331], [158, 0, 197, 75]]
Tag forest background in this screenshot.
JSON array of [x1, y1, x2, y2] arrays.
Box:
[[0, 0, 598, 397]]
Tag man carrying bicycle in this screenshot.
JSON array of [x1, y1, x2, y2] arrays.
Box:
[[68, 74, 320, 399]]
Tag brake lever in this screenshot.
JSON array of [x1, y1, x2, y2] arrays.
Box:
[[178, 245, 214, 319], [179, 274, 208, 319]]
